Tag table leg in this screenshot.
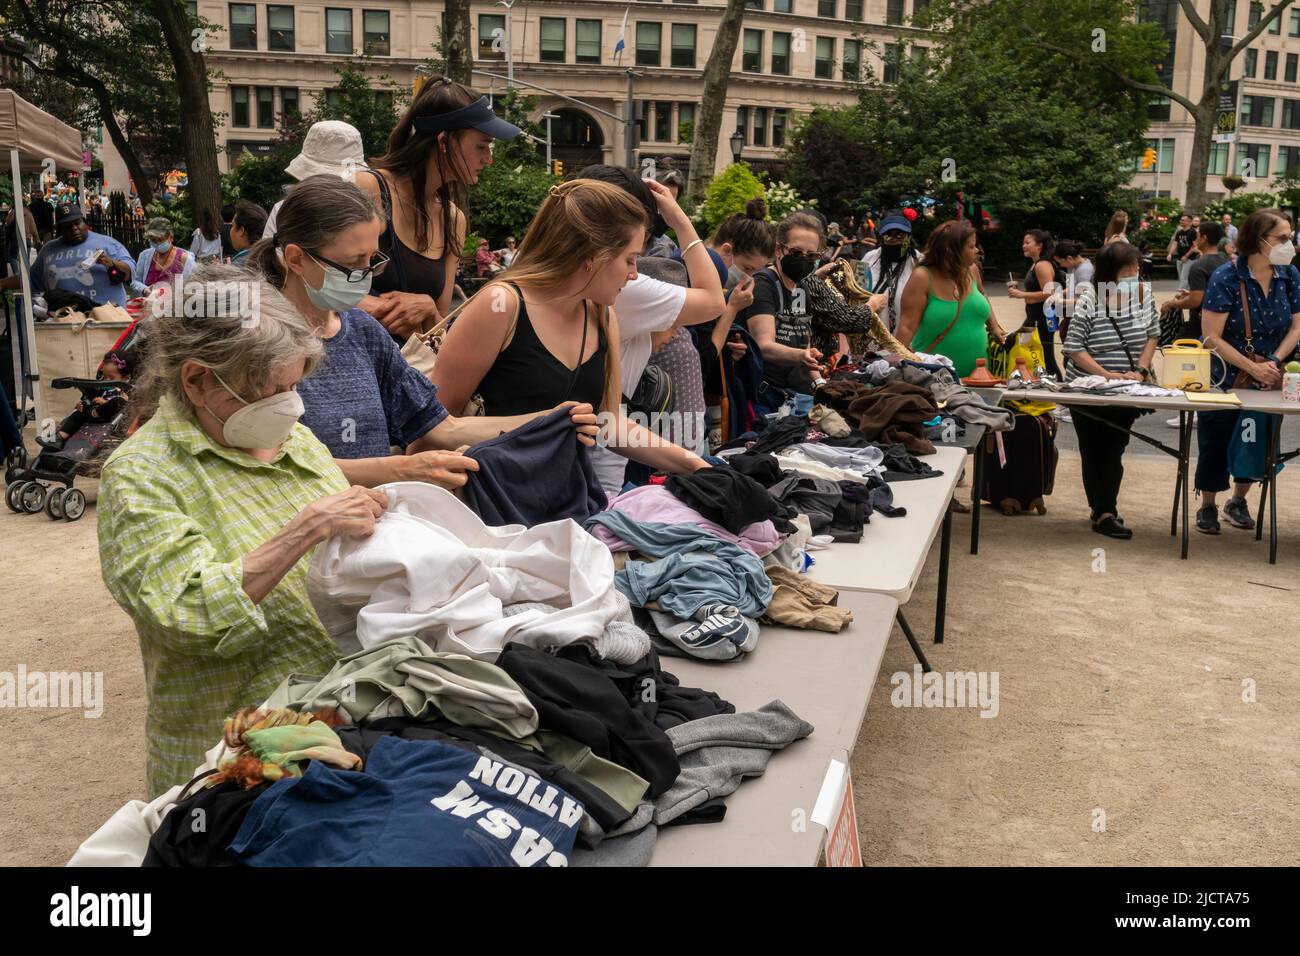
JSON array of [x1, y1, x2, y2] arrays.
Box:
[[1255, 471, 1268, 544], [970, 444, 983, 555], [1170, 411, 1185, 538], [895, 611, 932, 673], [1268, 415, 1280, 564], [935, 504, 952, 644], [1180, 412, 1190, 561]]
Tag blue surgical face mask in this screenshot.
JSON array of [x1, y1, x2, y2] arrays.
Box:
[[304, 253, 371, 312], [151, 240, 172, 255]]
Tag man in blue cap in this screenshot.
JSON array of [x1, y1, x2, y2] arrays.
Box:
[[1, 203, 134, 307]]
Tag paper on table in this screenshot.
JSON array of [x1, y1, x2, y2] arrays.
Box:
[[1185, 392, 1243, 405]]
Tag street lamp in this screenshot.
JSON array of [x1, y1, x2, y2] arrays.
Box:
[[496, 0, 516, 88], [729, 129, 744, 164], [541, 111, 559, 167]]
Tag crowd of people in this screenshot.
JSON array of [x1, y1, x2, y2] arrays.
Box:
[[4, 75, 1300, 836]]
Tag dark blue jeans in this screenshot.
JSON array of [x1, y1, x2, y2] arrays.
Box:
[[1195, 408, 1250, 493]]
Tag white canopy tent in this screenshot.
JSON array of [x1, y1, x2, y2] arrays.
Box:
[[0, 89, 84, 429]]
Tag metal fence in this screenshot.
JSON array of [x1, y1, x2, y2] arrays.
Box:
[[84, 192, 147, 256]]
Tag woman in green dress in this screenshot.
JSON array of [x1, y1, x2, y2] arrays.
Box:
[[897, 219, 1005, 376]]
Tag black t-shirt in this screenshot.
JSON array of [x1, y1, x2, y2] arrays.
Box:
[[1174, 227, 1198, 260], [1186, 252, 1227, 327], [736, 267, 815, 392]]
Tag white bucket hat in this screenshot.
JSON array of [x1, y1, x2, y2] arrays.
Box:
[[286, 121, 366, 181]]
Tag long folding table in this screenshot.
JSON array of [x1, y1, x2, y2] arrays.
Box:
[[650, 591, 898, 866], [990, 387, 1300, 563]]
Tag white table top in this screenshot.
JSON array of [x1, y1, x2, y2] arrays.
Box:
[[650, 590, 898, 867], [803, 445, 967, 601], [988, 385, 1300, 415]]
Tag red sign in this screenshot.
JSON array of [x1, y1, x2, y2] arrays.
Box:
[[824, 762, 862, 867]]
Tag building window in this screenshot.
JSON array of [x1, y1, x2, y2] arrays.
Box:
[[1278, 145, 1299, 176], [229, 4, 256, 49], [1152, 137, 1174, 174], [843, 39, 862, 81], [1288, 52, 1298, 83], [1248, 2, 1262, 29], [636, 22, 661, 66], [281, 88, 299, 124], [635, 101, 647, 142], [267, 6, 294, 51], [815, 37, 835, 79], [1244, 48, 1257, 78], [326, 9, 352, 54], [1282, 98, 1300, 128], [818, 0, 836, 16], [479, 14, 505, 60], [1224, 0, 1237, 32], [743, 29, 762, 72], [1238, 142, 1270, 177], [540, 17, 565, 63], [678, 102, 695, 140], [774, 0, 793, 11], [887, 0, 905, 26], [1240, 94, 1275, 126], [753, 106, 768, 147], [772, 32, 791, 75], [772, 108, 787, 148], [256, 87, 274, 128], [1208, 140, 1230, 175], [324, 89, 342, 110], [883, 44, 900, 84], [576, 19, 601, 63], [653, 102, 672, 142], [1269, 10, 1282, 33], [1265, 50, 1278, 80], [845, 0, 864, 20], [745, 0, 764, 8], [671, 24, 696, 68], [363, 10, 389, 56], [736, 106, 749, 144], [1291, 8, 1300, 36], [231, 86, 249, 127]]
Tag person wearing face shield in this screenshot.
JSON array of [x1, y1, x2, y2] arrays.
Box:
[[251, 175, 600, 491], [354, 78, 522, 340], [1193, 208, 1300, 535], [861, 213, 920, 332], [4, 202, 134, 306], [96, 267, 391, 796]]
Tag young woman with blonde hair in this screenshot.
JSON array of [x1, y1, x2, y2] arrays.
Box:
[[432, 179, 710, 478]]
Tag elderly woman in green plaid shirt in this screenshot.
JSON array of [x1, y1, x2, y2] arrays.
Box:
[[98, 266, 389, 796]]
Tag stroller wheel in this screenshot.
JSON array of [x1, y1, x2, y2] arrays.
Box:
[[61, 488, 87, 521], [45, 487, 66, 520], [20, 481, 47, 514], [5, 480, 27, 513]]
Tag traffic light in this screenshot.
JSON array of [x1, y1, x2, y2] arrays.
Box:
[[551, 159, 564, 177], [1140, 147, 1158, 170]]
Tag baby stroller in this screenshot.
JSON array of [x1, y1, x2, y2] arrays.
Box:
[[4, 377, 132, 521]]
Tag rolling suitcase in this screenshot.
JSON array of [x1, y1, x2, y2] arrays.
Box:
[[980, 410, 1058, 514]]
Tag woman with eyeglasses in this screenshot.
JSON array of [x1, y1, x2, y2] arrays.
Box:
[[250, 175, 598, 490], [354, 77, 522, 340]]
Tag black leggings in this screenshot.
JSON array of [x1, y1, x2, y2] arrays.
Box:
[[1034, 314, 1062, 379], [1072, 406, 1140, 518]]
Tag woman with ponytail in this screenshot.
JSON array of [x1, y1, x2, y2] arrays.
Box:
[[354, 77, 522, 339], [432, 179, 711, 481], [252, 175, 597, 490]]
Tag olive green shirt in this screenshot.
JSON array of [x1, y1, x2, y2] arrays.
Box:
[[98, 394, 348, 796]]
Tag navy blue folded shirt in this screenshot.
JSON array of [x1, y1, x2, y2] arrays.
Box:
[[461, 407, 607, 527], [229, 735, 583, 867]]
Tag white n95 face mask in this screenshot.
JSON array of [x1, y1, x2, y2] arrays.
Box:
[[206, 369, 304, 449], [1268, 239, 1296, 266]]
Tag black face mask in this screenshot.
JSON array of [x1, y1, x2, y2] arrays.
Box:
[[881, 241, 905, 263], [780, 252, 818, 282]]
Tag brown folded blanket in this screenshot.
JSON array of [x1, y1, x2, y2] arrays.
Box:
[[844, 381, 938, 456]]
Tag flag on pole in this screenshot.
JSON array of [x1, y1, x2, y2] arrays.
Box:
[[613, 7, 629, 64]]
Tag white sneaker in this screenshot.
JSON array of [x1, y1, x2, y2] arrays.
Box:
[[1054, 407, 1072, 423], [1165, 417, 1180, 427]]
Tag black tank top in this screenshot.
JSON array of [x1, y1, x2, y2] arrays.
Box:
[[475, 283, 607, 417], [362, 169, 447, 303], [1023, 257, 1065, 325]]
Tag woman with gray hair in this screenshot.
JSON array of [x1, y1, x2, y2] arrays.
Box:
[[132, 217, 196, 295], [97, 265, 389, 796], [251, 174, 598, 489]]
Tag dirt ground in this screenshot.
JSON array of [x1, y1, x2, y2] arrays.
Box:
[[1, 448, 1297, 866]]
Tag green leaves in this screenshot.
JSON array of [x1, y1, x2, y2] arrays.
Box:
[[702, 163, 765, 234]]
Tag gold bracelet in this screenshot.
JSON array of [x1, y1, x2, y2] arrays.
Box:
[[681, 238, 705, 257]]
